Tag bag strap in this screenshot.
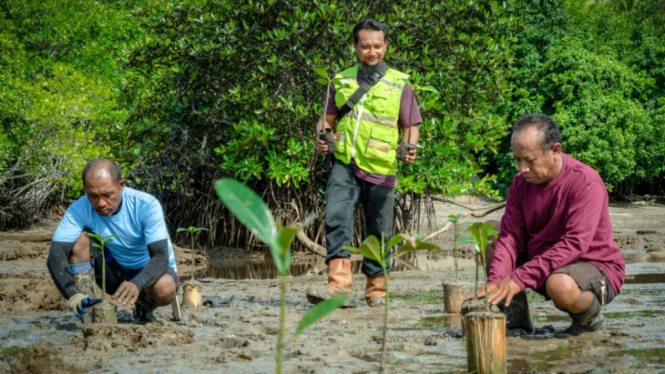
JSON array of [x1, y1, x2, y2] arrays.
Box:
[[337, 63, 389, 121]]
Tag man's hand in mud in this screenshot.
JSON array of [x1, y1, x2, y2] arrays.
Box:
[[68, 293, 102, 320], [464, 277, 521, 306], [113, 281, 140, 306]]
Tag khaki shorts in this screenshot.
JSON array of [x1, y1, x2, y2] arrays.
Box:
[[530, 262, 615, 305]]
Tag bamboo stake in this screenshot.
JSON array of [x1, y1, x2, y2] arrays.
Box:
[[464, 312, 506, 374]]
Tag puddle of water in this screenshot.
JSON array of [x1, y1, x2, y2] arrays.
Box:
[[199, 253, 474, 280], [508, 346, 573, 372], [625, 273, 665, 284]]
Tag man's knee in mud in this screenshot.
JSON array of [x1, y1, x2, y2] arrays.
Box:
[[145, 273, 177, 306]]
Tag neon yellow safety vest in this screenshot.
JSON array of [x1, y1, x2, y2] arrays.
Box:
[[333, 66, 410, 176]]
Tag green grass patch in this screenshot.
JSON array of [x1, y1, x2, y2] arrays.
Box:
[[1, 346, 24, 357]]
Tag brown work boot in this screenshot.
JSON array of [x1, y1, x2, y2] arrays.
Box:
[[306, 258, 352, 305], [328, 258, 352, 293], [365, 275, 387, 307]]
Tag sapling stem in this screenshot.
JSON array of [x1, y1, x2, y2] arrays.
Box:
[[276, 274, 286, 374], [380, 235, 388, 374], [190, 231, 195, 281]]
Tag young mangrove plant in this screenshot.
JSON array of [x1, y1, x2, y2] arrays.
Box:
[[344, 233, 442, 373], [215, 178, 348, 374], [448, 214, 463, 281], [462, 222, 498, 310], [84, 232, 118, 299], [177, 226, 209, 281]]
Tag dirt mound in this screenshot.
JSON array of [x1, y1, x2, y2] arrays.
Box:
[[0, 279, 65, 313], [173, 243, 208, 267], [1, 344, 85, 374], [1, 242, 49, 261], [81, 323, 194, 351]]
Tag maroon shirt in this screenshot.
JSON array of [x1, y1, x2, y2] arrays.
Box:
[[488, 154, 625, 295], [324, 69, 422, 188]]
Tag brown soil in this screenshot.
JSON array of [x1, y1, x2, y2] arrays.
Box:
[[1, 197, 664, 373]]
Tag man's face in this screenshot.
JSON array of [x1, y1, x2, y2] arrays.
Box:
[[85, 176, 125, 216], [511, 126, 562, 185], [353, 29, 387, 67]]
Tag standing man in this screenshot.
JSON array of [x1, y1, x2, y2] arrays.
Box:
[[466, 114, 625, 337], [307, 19, 422, 307], [47, 158, 178, 323]]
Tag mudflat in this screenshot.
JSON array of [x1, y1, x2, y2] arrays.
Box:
[[1, 198, 664, 373]]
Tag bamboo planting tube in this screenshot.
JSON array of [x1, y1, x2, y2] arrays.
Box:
[[464, 311, 506, 374], [442, 282, 465, 314], [182, 283, 202, 308]]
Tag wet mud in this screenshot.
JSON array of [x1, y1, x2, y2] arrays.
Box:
[[1, 198, 664, 373]]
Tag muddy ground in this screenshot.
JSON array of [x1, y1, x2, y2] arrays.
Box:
[[1, 197, 664, 373]]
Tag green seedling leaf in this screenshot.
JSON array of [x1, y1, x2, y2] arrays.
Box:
[[415, 241, 443, 252], [277, 226, 299, 256], [457, 237, 474, 243], [215, 178, 278, 249], [386, 233, 405, 249], [343, 235, 382, 263], [292, 295, 349, 338], [86, 232, 103, 242], [272, 226, 298, 275]]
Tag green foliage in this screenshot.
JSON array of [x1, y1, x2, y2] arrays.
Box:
[[84, 233, 119, 298], [177, 226, 209, 280], [0, 0, 148, 230], [493, 0, 665, 195], [120, 0, 517, 203], [214, 178, 346, 374]]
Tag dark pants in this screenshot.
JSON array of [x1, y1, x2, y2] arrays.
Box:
[[324, 160, 394, 278], [88, 234, 179, 296]]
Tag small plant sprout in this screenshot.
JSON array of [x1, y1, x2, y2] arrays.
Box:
[[344, 233, 442, 373], [214, 178, 348, 374], [448, 213, 463, 281], [177, 226, 209, 281], [462, 222, 498, 310], [84, 233, 118, 299]]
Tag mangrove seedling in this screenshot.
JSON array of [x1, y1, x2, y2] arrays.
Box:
[[215, 178, 348, 374], [344, 233, 442, 373], [462, 222, 498, 310], [84, 232, 118, 299], [177, 226, 209, 281], [448, 213, 463, 281]]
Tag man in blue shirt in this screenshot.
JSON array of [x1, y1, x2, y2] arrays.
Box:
[[47, 158, 178, 323]]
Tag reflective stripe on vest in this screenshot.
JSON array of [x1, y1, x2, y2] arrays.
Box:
[[333, 66, 409, 176]]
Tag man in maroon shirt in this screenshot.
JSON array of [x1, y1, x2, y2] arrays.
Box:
[[468, 113, 625, 337]]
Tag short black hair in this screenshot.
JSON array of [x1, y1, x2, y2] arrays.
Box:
[[352, 18, 388, 44], [512, 113, 562, 151], [82, 158, 123, 186]]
